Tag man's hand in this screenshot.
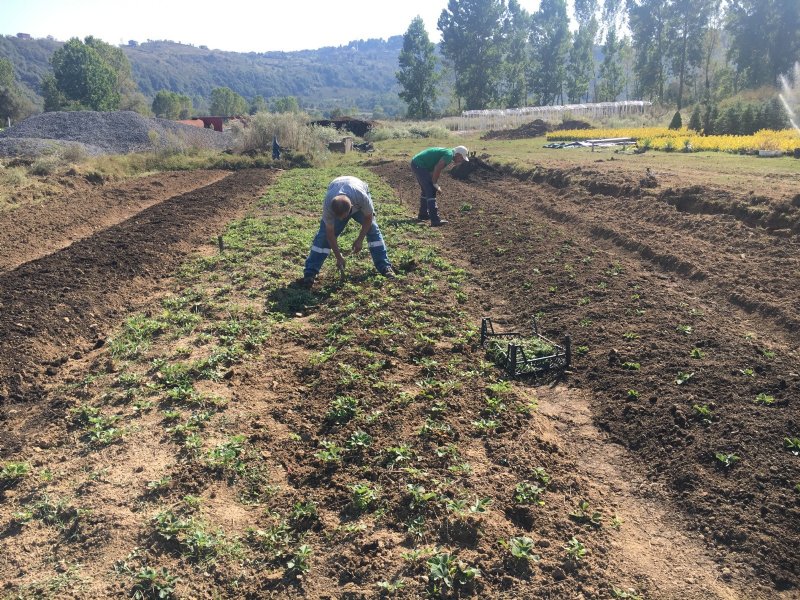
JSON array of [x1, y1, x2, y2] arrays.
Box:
[[352, 238, 364, 254], [434, 183, 442, 193], [336, 254, 346, 270]]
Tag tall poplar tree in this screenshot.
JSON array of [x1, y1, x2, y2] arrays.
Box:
[[500, 0, 531, 107], [397, 16, 439, 119], [597, 28, 626, 101], [627, 0, 669, 102], [667, 0, 714, 109], [529, 0, 570, 105], [438, 0, 506, 110]]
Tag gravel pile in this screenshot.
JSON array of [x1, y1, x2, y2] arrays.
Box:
[[0, 111, 233, 158]]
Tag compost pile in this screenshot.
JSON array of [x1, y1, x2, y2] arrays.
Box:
[[481, 119, 552, 140], [310, 116, 375, 138], [0, 111, 233, 157]]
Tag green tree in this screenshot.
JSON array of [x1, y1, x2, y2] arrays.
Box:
[[726, 0, 800, 89], [566, 17, 598, 103], [0, 58, 34, 125], [597, 29, 626, 101], [500, 0, 531, 108], [667, 0, 715, 109], [270, 96, 300, 113], [529, 0, 570, 105], [47, 37, 120, 111], [627, 0, 669, 102], [397, 16, 439, 119], [438, 0, 506, 110], [688, 106, 702, 131], [250, 95, 268, 115], [152, 90, 192, 119], [210, 86, 248, 116]]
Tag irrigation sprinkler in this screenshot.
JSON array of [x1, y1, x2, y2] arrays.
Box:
[[480, 317, 570, 378]]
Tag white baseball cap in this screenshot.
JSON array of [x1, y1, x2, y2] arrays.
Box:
[[454, 145, 469, 161]]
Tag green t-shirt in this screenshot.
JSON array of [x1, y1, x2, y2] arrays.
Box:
[[412, 147, 454, 172]]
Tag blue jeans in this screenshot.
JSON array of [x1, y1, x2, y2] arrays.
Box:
[[411, 160, 437, 200], [303, 212, 391, 277]]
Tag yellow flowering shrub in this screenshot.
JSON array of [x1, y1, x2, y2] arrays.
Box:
[[546, 127, 800, 154]]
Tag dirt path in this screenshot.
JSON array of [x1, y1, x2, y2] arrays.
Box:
[[537, 386, 741, 600], [0, 170, 230, 273], [0, 169, 275, 410], [372, 159, 799, 596]]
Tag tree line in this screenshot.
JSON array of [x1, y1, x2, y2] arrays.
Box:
[[397, 0, 800, 119]]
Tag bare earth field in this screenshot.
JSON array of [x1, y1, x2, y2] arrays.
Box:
[[0, 154, 798, 599]]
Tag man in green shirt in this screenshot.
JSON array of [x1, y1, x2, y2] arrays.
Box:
[[410, 145, 469, 226]]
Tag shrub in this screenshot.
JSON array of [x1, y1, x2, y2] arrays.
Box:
[[231, 111, 332, 164], [668, 111, 683, 130], [688, 107, 702, 132]]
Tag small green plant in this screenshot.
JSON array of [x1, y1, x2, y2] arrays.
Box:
[[739, 368, 755, 377], [0, 461, 30, 484], [714, 452, 740, 468], [690, 347, 704, 359], [692, 404, 713, 424], [472, 418, 498, 434], [286, 544, 312, 577], [565, 537, 587, 561], [350, 482, 379, 512], [289, 501, 318, 530], [627, 389, 640, 400], [131, 566, 178, 600], [146, 476, 172, 494], [623, 332, 639, 340], [622, 362, 640, 370], [314, 440, 344, 464], [377, 579, 406, 593], [754, 393, 775, 405], [676, 324, 693, 335], [569, 500, 602, 526], [427, 553, 480, 592], [345, 430, 373, 450], [514, 481, 545, 506], [611, 587, 644, 600], [325, 395, 359, 424], [675, 371, 694, 385], [785, 437, 800, 456], [500, 536, 539, 561], [575, 345, 589, 356], [384, 445, 414, 466]]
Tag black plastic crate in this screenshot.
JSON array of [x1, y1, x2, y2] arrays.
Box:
[[480, 317, 571, 378]]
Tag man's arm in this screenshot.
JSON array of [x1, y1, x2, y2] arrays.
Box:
[[352, 212, 373, 253], [431, 158, 447, 188], [325, 222, 346, 270]]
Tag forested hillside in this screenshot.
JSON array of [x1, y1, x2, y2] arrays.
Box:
[[0, 35, 408, 116]]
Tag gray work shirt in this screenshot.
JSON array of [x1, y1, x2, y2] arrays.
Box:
[[322, 176, 375, 225]]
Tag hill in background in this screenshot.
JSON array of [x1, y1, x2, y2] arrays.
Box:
[[0, 34, 438, 117]]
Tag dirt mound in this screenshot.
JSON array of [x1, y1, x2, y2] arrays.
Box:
[[556, 119, 592, 130], [310, 116, 375, 138], [0, 111, 233, 157], [481, 119, 552, 140]]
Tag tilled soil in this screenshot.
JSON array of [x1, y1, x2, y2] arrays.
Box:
[[0, 158, 797, 598], [373, 158, 800, 593], [0, 169, 275, 409]]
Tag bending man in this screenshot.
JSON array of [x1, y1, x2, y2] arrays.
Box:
[[302, 175, 394, 286], [410, 145, 469, 226]]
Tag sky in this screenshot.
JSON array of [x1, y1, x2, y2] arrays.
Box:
[[2, 0, 544, 53]]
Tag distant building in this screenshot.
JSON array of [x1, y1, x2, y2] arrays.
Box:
[[16, 33, 31, 39]]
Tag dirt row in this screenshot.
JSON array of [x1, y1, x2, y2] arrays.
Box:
[[371, 159, 800, 594], [0, 169, 275, 413]]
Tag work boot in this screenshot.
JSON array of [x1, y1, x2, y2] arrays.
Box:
[[300, 273, 316, 288], [427, 198, 448, 226], [416, 197, 430, 221], [380, 266, 396, 279]]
